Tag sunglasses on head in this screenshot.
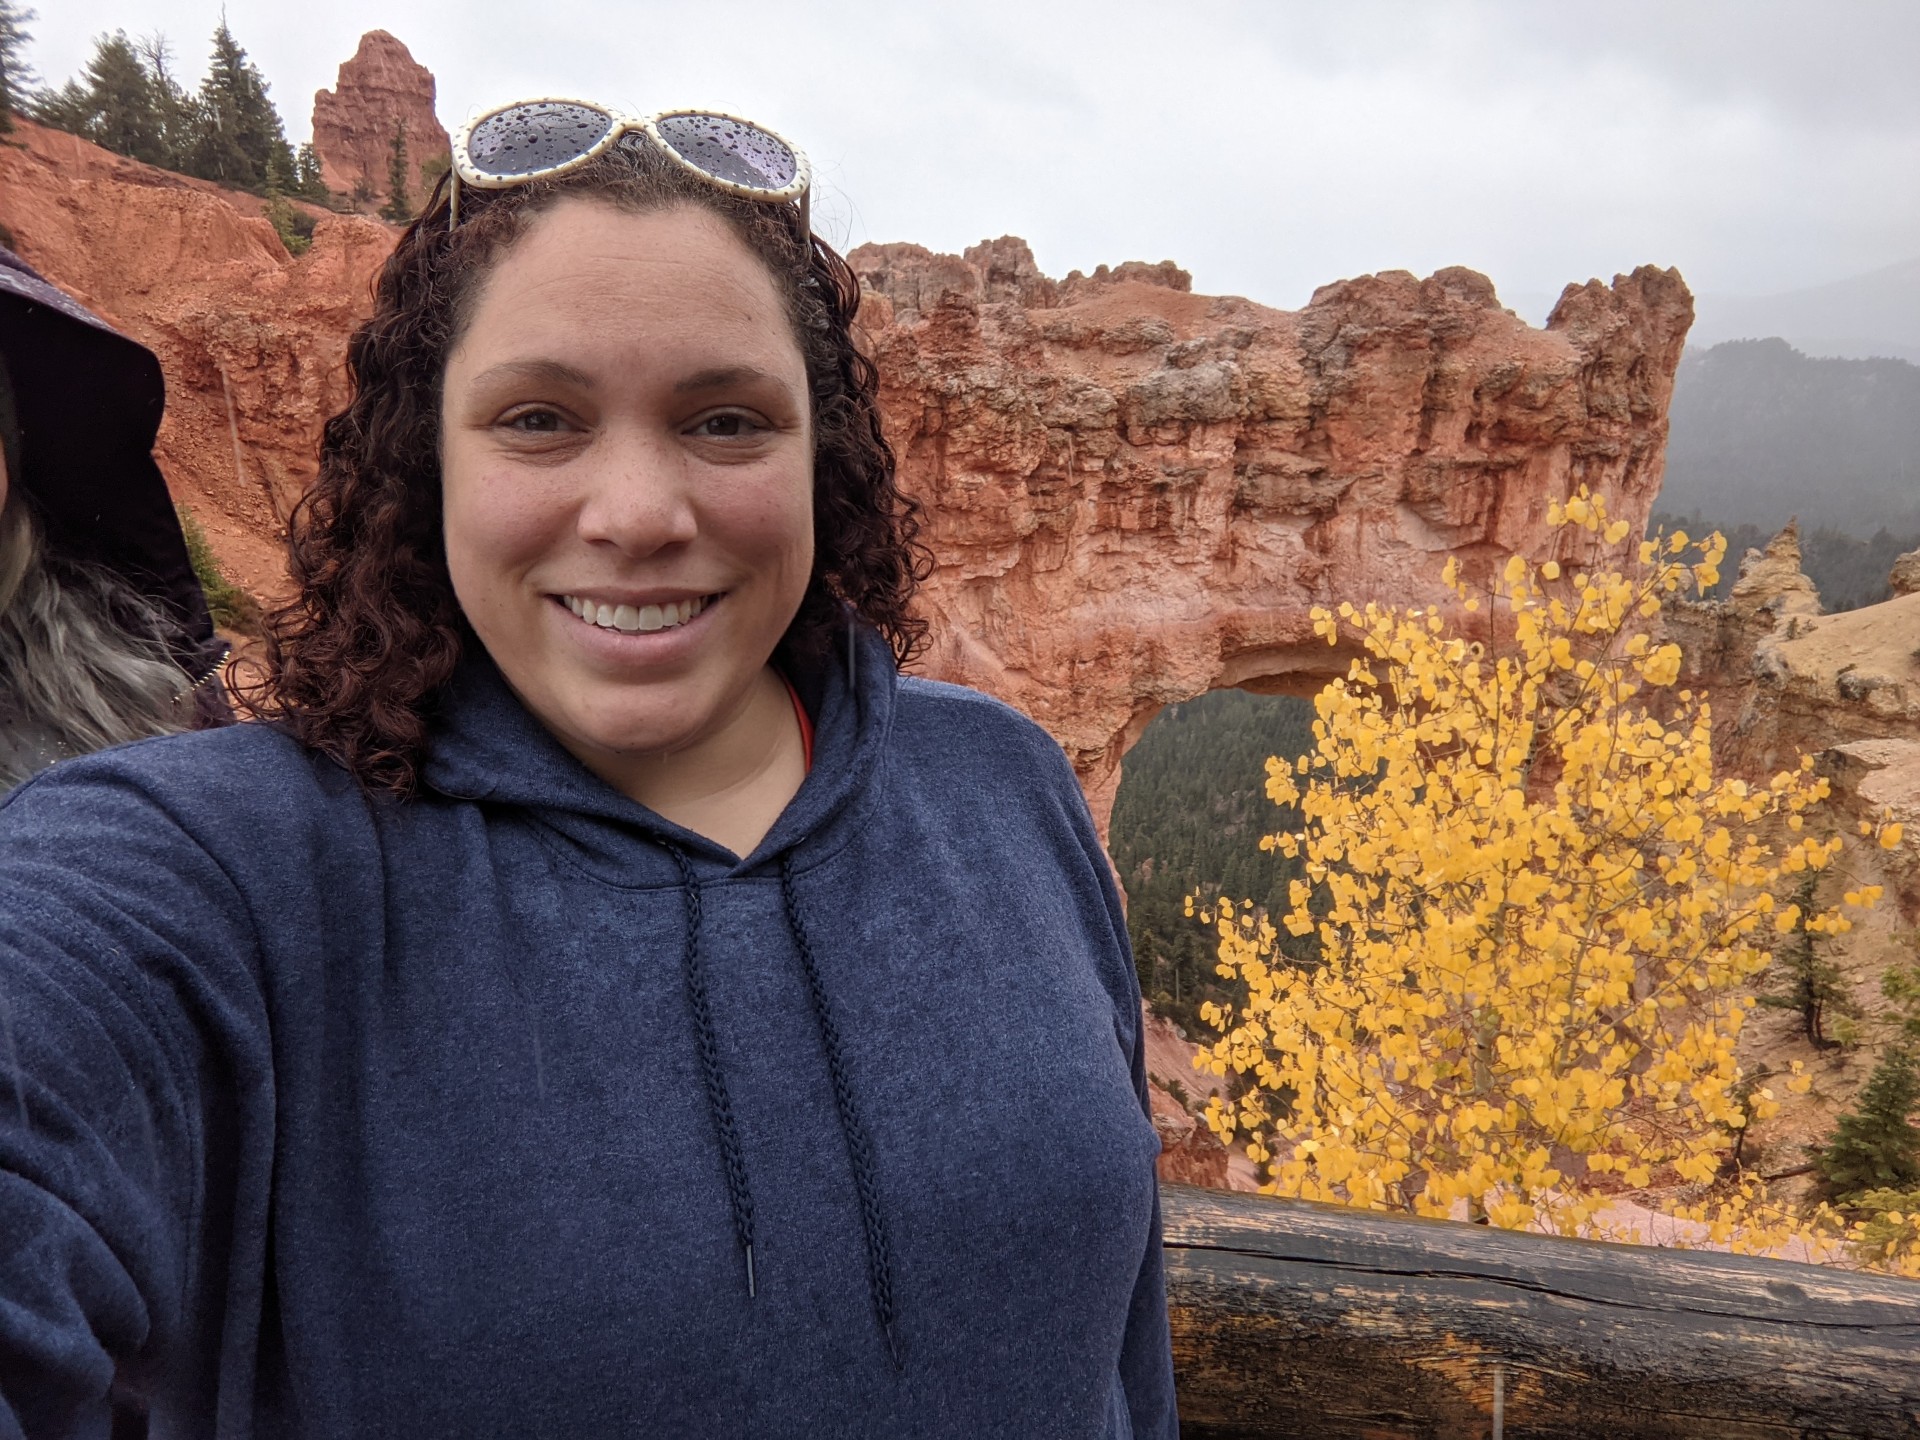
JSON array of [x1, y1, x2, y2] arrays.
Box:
[[448, 99, 812, 235]]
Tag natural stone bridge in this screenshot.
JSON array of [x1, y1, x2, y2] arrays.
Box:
[[853, 238, 1694, 834]]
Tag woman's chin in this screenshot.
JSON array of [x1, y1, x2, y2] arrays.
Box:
[[561, 700, 709, 763]]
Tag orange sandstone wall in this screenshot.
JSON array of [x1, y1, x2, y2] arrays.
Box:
[[852, 238, 1693, 832]]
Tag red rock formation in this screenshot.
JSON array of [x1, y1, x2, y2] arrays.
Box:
[[1890, 548, 1920, 598], [852, 239, 1694, 834], [0, 118, 393, 585], [310, 31, 450, 206], [1149, 1082, 1229, 1189]]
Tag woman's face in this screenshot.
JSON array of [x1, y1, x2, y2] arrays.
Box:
[[441, 198, 814, 777]]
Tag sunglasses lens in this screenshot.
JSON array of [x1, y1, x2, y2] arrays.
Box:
[[467, 101, 615, 178], [652, 113, 799, 192]]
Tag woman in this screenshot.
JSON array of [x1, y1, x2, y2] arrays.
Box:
[[0, 249, 229, 790], [0, 103, 1175, 1438]]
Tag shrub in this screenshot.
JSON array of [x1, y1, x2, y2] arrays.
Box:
[[177, 506, 261, 635], [1191, 488, 1902, 1246]]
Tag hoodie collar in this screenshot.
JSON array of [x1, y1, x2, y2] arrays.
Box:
[[420, 617, 899, 873]]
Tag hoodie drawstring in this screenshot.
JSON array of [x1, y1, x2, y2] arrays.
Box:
[[663, 842, 902, 1370], [667, 844, 758, 1298], [780, 854, 901, 1369]]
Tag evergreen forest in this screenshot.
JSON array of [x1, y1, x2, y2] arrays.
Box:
[[1108, 689, 1315, 1037], [0, 6, 407, 238]]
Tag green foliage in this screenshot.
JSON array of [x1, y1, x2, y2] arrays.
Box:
[[1758, 869, 1860, 1046], [292, 141, 329, 202], [177, 507, 261, 635], [135, 33, 197, 170], [1107, 689, 1314, 1035], [183, 20, 292, 192], [1817, 1044, 1920, 1200], [261, 154, 311, 256], [379, 119, 412, 223], [31, 31, 172, 165], [0, 0, 35, 135], [1845, 1188, 1920, 1267], [28, 23, 297, 194]]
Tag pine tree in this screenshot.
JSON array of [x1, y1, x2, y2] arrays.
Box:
[[261, 152, 308, 256], [379, 119, 411, 223], [1759, 868, 1860, 1046], [134, 32, 194, 171], [293, 140, 329, 202], [1817, 1045, 1920, 1199], [0, 1, 34, 136], [185, 19, 292, 191], [31, 32, 171, 165]]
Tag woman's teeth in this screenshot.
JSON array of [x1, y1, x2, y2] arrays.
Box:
[[562, 594, 710, 634]]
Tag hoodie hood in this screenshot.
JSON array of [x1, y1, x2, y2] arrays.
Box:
[[0, 247, 223, 682], [421, 617, 897, 877]]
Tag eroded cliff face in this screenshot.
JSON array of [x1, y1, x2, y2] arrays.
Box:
[[310, 30, 450, 205], [0, 118, 395, 586], [1658, 530, 1920, 1185], [852, 238, 1695, 832]]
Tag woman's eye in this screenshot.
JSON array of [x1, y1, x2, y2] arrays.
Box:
[[693, 413, 760, 439], [504, 408, 567, 434]]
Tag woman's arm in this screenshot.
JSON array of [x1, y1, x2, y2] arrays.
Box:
[[1115, 1029, 1179, 1439], [1049, 746, 1180, 1440], [0, 752, 266, 1438]]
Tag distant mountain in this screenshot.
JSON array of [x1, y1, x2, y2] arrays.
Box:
[[1503, 256, 1920, 365], [1659, 338, 1920, 537], [1688, 256, 1920, 365]]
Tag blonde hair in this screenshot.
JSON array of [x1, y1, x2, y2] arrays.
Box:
[[0, 494, 191, 788]]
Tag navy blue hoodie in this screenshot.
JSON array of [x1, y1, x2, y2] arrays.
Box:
[[0, 622, 1175, 1438]]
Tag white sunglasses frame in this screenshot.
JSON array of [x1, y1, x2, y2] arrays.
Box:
[[447, 98, 812, 235]]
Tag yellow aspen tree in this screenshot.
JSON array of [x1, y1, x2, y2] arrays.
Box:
[[1193, 488, 1905, 1248]]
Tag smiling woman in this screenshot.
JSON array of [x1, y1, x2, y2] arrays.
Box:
[[440, 201, 819, 855], [0, 103, 1177, 1439]]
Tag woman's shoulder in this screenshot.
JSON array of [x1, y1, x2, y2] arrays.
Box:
[[890, 675, 1090, 810], [894, 675, 1066, 763], [0, 719, 359, 846]]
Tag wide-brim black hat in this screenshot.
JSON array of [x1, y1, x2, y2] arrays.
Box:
[[0, 246, 221, 680]]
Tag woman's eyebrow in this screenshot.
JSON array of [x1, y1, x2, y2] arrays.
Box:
[[470, 358, 596, 391], [674, 365, 781, 394]]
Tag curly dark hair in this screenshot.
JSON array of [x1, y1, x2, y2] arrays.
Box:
[[238, 139, 930, 794]]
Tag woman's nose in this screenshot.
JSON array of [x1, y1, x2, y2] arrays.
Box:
[[573, 429, 699, 556]]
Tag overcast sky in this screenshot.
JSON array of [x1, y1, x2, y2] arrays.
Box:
[[29, 0, 1920, 315]]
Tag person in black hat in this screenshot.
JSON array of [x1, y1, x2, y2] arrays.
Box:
[[0, 247, 230, 791]]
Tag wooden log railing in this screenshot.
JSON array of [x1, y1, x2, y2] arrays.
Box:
[[1161, 1184, 1920, 1440]]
